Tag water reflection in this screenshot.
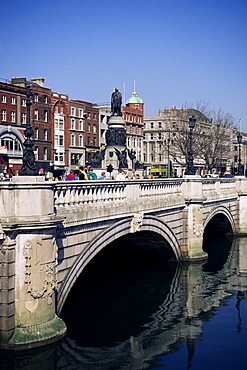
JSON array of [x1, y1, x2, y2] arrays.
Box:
[[1, 236, 247, 369]]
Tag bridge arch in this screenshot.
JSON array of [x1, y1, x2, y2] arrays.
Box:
[[203, 205, 236, 235], [57, 215, 181, 313]]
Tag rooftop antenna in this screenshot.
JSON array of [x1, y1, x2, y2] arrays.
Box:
[[134, 79, 136, 92]]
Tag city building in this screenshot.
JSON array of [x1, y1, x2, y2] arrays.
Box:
[[0, 77, 53, 175], [144, 106, 237, 177], [122, 91, 144, 163]]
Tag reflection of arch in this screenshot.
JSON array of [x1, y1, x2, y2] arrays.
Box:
[[57, 215, 181, 313], [204, 205, 235, 234]]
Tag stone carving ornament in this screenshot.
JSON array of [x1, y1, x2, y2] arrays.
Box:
[[130, 213, 143, 233], [23, 239, 57, 305]]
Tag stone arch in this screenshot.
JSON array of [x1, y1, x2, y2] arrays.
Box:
[[0, 127, 24, 147], [57, 214, 181, 314], [203, 205, 236, 234]]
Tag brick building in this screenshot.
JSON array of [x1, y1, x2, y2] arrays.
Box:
[[0, 79, 26, 175], [0, 76, 101, 177], [122, 91, 144, 163]]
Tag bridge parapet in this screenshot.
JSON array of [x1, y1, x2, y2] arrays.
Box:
[[54, 179, 185, 225]]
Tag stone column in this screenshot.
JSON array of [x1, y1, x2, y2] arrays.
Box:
[[0, 177, 66, 350], [182, 179, 208, 261], [236, 178, 247, 234]]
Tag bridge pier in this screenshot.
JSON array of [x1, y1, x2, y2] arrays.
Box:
[[0, 177, 66, 350], [185, 202, 208, 261]]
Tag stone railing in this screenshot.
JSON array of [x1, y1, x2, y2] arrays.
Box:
[[54, 179, 184, 210]]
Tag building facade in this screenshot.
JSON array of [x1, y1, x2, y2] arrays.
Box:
[[144, 106, 237, 177]]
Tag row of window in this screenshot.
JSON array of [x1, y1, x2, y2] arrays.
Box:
[[34, 128, 48, 140], [1, 95, 27, 106], [125, 113, 142, 123], [1, 109, 48, 123], [34, 147, 48, 161], [70, 107, 97, 120], [33, 94, 48, 104]]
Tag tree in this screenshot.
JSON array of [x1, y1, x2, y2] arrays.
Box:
[[161, 102, 236, 173]]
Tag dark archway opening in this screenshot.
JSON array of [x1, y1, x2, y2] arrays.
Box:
[[203, 213, 233, 272], [60, 231, 177, 347]]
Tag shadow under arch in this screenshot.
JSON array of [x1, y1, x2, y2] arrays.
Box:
[[57, 215, 181, 314], [203, 205, 236, 236]]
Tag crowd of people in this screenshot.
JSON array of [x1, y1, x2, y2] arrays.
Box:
[[61, 167, 142, 181]]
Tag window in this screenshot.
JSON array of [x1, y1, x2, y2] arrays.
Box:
[[87, 112, 91, 118], [93, 113, 96, 120], [2, 95, 6, 103], [79, 135, 83, 147], [44, 95, 48, 104], [22, 99, 26, 106], [158, 133, 162, 140], [150, 122, 154, 129], [71, 107, 75, 116], [34, 146, 38, 160], [150, 133, 154, 140], [59, 135, 64, 146], [87, 123, 91, 133], [158, 122, 162, 128], [87, 137, 91, 145], [44, 147, 47, 160], [2, 110, 6, 121], [93, 125, 96, 134], [71, 134, 75, 146], [71, 119, 75, 130], [34, 94, 38, 102], [35, 128, 39, 139], [34, 109, 38, 120], [44, 129, 48, 140], [11, 97, 16, 105], [79, 109, 83, 118], [11, 111, 16, 123], [79, 120, 83, 131], [44, 110, 48, 122], [22, 113, 26, 124]]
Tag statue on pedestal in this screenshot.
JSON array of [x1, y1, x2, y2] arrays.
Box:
[[111, 88, 122, 116]]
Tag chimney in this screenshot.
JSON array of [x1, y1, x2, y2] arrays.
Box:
[[30, 77, 45, 87]]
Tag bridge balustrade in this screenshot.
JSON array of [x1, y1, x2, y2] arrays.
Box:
[[54, 179, 184, 211]]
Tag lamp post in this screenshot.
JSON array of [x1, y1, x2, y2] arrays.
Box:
[[19, 84, 37, 176], [167, 138, 170, 177], [237, 132, 244, 176], [185, 116, 197, 175]]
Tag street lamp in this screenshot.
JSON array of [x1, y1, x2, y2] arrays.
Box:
[[237, 132, 244, 176], [185, 116, 197, 175], [167, 138, 170, 177], [19, 84, 37, 176]]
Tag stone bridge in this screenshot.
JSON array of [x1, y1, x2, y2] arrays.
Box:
[[1, 176, 247, 350]]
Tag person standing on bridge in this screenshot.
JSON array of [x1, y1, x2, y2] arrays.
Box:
[[79, 166, 88, 180], [116, 169, 126, 181], [87, 167, 97, 180]]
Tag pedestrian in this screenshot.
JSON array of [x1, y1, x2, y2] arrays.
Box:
[[65, 170, 78, 181], [79, 166, 86, 180], [87, 167, 97, 180], [100, 171, 106, 180], [79, 166, 88, 180], [116, 169, 126, 181]]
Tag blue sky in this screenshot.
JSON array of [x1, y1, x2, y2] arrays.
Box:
[[1, 0, 246, 129]]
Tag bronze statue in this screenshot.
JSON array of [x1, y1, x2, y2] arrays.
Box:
[[111, 88, 122, 116]]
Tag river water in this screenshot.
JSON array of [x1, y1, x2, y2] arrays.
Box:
[[1, 235, 247, 369]]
